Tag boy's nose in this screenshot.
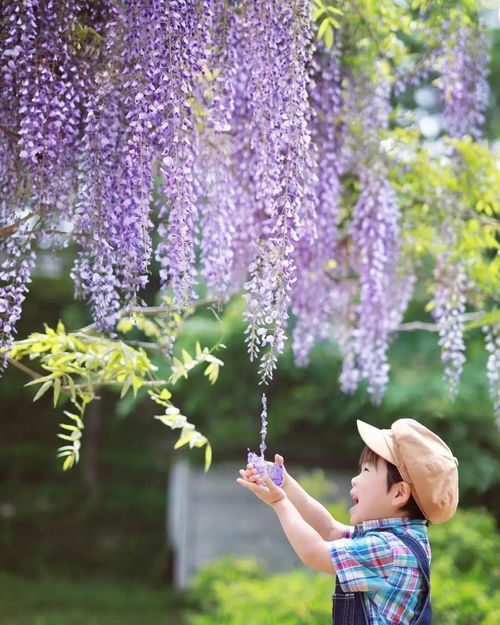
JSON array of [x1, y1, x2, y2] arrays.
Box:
[[351, 476, 357, 487]]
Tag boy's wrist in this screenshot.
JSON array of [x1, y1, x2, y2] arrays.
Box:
[[271, 495, 290, 510]]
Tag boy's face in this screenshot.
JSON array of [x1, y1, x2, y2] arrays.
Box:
[[349, 457, 405, 524]]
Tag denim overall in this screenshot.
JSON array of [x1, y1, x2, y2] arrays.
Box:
[[332, 528, 432, 625]]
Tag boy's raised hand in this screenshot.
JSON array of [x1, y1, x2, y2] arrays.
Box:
[[236, 474, 287, 506], [240, 453, 289, 487]]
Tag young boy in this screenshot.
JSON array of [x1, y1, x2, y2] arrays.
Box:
[[237, 418, 459, 625]]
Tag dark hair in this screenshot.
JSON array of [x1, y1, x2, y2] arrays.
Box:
[[359, 446, 426, 520]]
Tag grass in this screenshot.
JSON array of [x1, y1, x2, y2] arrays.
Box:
[[0, 570, 187, 625]]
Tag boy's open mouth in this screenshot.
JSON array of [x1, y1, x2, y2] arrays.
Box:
[[350, 491, 359, 505]]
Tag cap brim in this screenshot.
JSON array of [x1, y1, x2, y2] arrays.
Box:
[[357, 420, 397, 466]]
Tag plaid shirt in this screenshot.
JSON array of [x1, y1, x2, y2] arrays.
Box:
[[329, 517, 430, 625]]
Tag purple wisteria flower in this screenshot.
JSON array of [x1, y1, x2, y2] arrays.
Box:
[[431, 254, 467, 399], [436, 19, 490, 139], [351, 170, 401, 402], [484, 325, 500, 422], [241, 0, 317, 381], [292, 40, 343, 367]]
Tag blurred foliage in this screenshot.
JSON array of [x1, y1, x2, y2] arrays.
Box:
[[187, 508, 500, 625], [0, 570, 186, 625]]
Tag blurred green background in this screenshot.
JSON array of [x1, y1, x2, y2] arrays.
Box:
[[2, 10, 500, 625]]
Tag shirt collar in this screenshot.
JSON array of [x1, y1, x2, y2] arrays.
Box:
[[355, 517, 428, 533]]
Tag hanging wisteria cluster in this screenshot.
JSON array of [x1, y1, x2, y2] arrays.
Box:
[[0, 1, 497, 412]]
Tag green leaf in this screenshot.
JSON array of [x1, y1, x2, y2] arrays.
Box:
[[53, 377, 61, 407], [33, 380, 53, 402], [204, 443, 212, 472], [174, 430, 195, 449], [324, 23, 334, 48], [204, 362, 219, 384], [317, 17, 329, 40], [312, 7, 327, 20], [25, 374, 55, 387], [131, 375, 143, 396], [120, 375, 132, 398], [182, 348, 194, 368], [63, 455, 74, 471]]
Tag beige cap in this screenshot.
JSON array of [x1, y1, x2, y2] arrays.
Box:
[[357, 418, 459, 524]]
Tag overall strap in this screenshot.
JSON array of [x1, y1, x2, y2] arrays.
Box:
[[390, 531, 432, 625]]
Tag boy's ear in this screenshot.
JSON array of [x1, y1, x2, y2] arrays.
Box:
[[391, 481, 412, 509]]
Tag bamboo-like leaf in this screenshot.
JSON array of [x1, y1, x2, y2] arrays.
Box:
[[63, 455, 74, 471], [67, 376, 76, 401], [25, 374, 55, 387], [312, 7, 327, 20], [33, 380, 53, 402], [174, 430, 195, 449], [57, 433, 75, 441], [132, 375, 143, 396], [324, 23, 334, 48], [317, 17, 329, 40], [204, 443, 212, 472], [120, 375, 132, 398], [53, 377, 61, 407], [182, 349, 194, 368]]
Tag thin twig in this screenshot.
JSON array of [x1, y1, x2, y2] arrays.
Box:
[[7, 356, 42, 380], [0, 123, 20, 140], [398, 312, 484, 332], [6, 355, 103, 400], [0, 206, 47, 237], [78, 297, 215, 334], [60, 379, 165, 392]]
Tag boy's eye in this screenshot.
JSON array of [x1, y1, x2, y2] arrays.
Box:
[[362, 467, 369, 472]]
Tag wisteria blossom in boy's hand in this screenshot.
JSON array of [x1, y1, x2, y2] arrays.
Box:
[[244, 452, 285, 487], [240, 453, 287, 488]]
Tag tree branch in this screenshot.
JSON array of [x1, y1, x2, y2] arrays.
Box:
[[398, 312, 483, 332], [0, 123, 20, 140], [6, 355, 103, 400]]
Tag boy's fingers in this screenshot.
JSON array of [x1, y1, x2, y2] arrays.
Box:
[[262, 476, 276, 489], [275, 454, 284, 466], [240, 469, 260, 484], [237, 477, 264, 494]]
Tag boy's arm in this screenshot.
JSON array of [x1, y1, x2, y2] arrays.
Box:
[[283, 472, 347, 541], [243, 454, 347, 541], [237, 475, 336, 575]]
